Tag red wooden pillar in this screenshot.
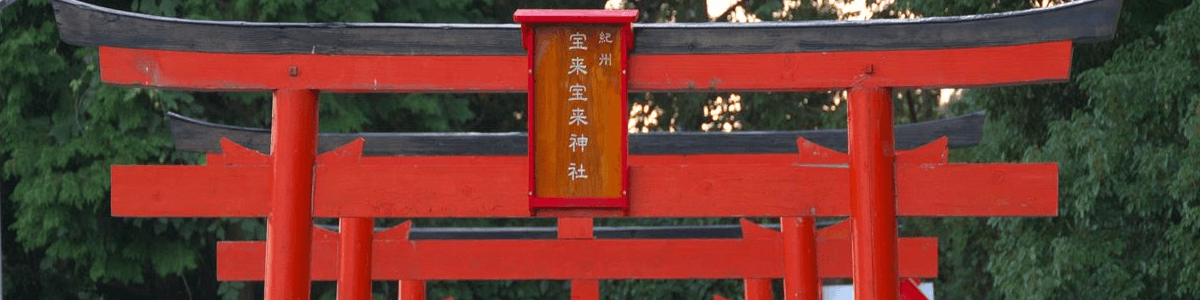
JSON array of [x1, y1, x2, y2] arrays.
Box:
[[743, 278, 772, 300], [559, 217, 598, 300], [266, 89, 319, 300], [338, 217, 373, 300], [782, 216, 819, 300], [399, 279, 425, 300], [847, 87, 898, 300]]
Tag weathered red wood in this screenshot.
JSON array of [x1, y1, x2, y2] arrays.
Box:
[[382, 222, 425, 300], [782, 217, 820, 300], [558, 217, 599, 300], [742, 220, 775, 300], [900, 278, 930, 300], [399, 280, 424, 300], [558, 218, 594, 239], [113, 161, 1057, 217], [744, 278, 771, 300], [98, 46, 525, 92], [337, 217, 372, 300], [111, 164, 270, 216], [848, 87, 898, 300], [217, 221, 937, 280], [266, 89, 318, 300], [571, 279, 600, 300], [632, 41, 1072, 91], [113, 141, 1056, 218], [98, 41, 1070, 92]]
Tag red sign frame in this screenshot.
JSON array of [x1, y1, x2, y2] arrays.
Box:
[[515, 10, 638, 213]]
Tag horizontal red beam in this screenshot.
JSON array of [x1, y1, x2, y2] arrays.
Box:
[[111, 164, 270, 216], [113, 155, 1056, 218], [99, 41, 1070, 92], [632, 41, 1071, 91], [216, 229, 936, 281]]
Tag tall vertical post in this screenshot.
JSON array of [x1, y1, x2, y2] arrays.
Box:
[[847, 87, 898, 300], [559, 217, 598, 300], [399, 280, 425, 300], [743, 279, 772, 300], [266, 89, 319, 300], [338, 217, 374, 300], [782, 216, 820, 300]]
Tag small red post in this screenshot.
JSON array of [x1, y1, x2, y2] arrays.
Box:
[[571, 280, 600, 300], [559, 217, 598, 300], [847, 86, 899, 300], [782, 216, 820, 300], [338, 217, 373, 300], [399, 280, 425, 300], [265, 89, 319, 300], [743, 278, 772, 300]]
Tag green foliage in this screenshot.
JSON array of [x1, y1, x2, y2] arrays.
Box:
[[2, 0, 245, 298], [630, 1, 848, 134], [904, 0, 1200, 299]]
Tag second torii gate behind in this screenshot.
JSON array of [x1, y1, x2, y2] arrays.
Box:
[[165, 109, 985, 299]]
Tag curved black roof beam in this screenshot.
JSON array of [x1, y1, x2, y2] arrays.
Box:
[[169, 111, 985, 155], [53, 0, 1120, 55]]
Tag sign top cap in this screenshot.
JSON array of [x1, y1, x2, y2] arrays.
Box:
[[514, 9, 638, 24]]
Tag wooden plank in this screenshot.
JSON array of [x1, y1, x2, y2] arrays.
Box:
[[215, 223, 937, 280], [52, 0, 1120, 55], [314, 148, 1056, 218], [96, 42, 1071, 92], [97, 47, 525, 92], [169, 110, 985, 155], [526, 24, 630, 201], [111, 139, 271, 217], [111, 164, 269, 217], [629, 41, 1072, 92], [113, 142, 1056, 218]]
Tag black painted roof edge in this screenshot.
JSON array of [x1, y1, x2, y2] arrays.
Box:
[[52, 0, 1120, 55], [168, 110, 985, 155], [314, 221, 860, 240]]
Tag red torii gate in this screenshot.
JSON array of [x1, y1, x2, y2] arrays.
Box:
[[50, 0, 1120, 299], [165, 109, 984, 298]]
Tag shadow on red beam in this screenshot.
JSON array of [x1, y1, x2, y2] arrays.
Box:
[[111, 157, 1057, 218], [216, 237, 936, 281], [99, 41, 1070, 92]]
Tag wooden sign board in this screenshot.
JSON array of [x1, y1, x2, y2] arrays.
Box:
[[516, 10, 636, 211]]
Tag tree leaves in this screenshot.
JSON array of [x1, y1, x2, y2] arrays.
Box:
[[912, 0, 1200, 298]]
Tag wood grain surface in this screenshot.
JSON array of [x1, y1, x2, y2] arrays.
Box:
[[530, 25, 626, 198], [95, 42, 1071, 92], [112, 139, 1057, 218]]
